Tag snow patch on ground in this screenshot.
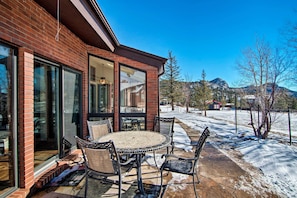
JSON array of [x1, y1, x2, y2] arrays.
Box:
[[159, 105, 297, 198]]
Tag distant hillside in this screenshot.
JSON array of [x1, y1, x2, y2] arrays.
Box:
[[160, 77, 297, 98], [208, 78, 229, 89], [208, 78, 297, 97]]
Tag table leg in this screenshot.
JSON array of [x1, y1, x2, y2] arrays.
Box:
[[136, 154, 146, 195]]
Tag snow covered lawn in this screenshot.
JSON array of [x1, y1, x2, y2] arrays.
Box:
[[160, 105, 297, 198]]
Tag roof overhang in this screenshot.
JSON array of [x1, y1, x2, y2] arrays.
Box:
[[115, 45, 167, 76], [34, 0, 167, 74], [34, 0, 118, 51]]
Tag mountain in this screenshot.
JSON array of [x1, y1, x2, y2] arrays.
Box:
[[208, 78, 297, 97], [209, 78, 229, 89]]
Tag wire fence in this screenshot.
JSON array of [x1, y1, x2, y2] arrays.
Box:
[[238, 105, 296, 145]]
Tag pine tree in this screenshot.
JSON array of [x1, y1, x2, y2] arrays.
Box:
[[161, 51, 181, 111], [194, 70, 212, 116]]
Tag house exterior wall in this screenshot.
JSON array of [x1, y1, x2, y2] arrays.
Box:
[[87, 46, 159, 131], [0, 1, 160, 197]]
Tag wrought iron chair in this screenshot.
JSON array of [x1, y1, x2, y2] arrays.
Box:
[[153, 116, 175, 154], [86, 119, 113, 141], [151, 116, 175, 167], [75, 136, 134, 198], [159, 127, 210, 198], [87, 119, 136, 165]]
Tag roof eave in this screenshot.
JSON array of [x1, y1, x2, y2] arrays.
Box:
[[115, 45, 167, 75]]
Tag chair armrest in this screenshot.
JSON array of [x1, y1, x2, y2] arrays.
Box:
[[85, 136, 92, 141]]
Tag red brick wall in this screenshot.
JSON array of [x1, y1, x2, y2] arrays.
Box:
[[0, 1, 160, 196], [0, 1, 89, 195], [18, 48, 34, 189], [0, 0, 89, 137]]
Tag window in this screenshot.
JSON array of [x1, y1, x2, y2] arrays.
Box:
[[89, 56, 114, 114], [120, 65, 146, 131], [120, 65, 146, 113]]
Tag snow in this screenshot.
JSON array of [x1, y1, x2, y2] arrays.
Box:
[[156, 105, 297, 198]]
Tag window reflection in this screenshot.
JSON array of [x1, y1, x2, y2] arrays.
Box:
[[120, 117, 145, 131], [0, 44, 16, 193], [89, 56, 114, 113], [34, 61, 59, 168], [120, 65, 146, 113]]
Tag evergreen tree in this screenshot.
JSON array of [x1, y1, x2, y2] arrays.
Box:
[[161, 51, 181, 111], [194, 70, 212, 116]]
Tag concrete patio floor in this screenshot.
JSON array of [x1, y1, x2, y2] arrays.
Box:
[[30, 119, 279, 198]]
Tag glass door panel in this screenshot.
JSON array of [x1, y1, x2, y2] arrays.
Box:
[[34, 61, 59, 168], [62, 70, 81, 156], [0, 44, 16, 195]]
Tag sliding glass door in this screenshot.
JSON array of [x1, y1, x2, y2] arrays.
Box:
[[0, 43, 17, 196], [62, 69, 81, 157], [34, 59, 82, 168], [34, 60, 60, 168]]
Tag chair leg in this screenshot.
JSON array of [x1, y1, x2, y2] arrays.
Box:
[[193, 173, 200, 198], [170, 145, 174, 154], [160, 168, 164, 197], [118, 174, 122, 198], [84, 173, 88, 198], [153, 151, 158, 168], [192, 175, 198, 198]]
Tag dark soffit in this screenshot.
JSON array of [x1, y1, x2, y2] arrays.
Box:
[[34, 0, 118, 51], [115, 45, 167, 75], [34, 0, 167, 73]]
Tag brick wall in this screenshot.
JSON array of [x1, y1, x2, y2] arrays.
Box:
[[18, 48, 35, 189], [0, 0, 90, 144]]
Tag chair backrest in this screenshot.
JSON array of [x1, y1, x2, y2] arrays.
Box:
[[87, 119, 113, 141], [194, 127, 210, 158], [153, 116, 175, 137], [75, 136, 120, 174]]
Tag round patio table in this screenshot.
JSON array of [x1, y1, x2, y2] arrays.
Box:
[[98, 131, 170, 195]]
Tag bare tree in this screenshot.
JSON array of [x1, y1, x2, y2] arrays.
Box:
[[281, 18, 297, 86], [237, 38, 294, 139], [282, 20, 297, 54], [161, 51, 181, 111]]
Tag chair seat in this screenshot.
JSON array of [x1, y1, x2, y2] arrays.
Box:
[[162, 159, 193, 175]]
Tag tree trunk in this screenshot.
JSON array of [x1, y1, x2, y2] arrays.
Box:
[[249, 106, 257, 136]]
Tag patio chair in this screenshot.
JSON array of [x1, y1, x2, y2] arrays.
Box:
[[153, 116, 175, 154], [86, 119, 113, 141], [151, 116, 175, 167], [87, 119, 136, 165], [159, 127, 210, 198], [75, 136, 135, 198]]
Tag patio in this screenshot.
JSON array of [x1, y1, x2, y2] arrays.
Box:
[[30, 119, 279, 198]]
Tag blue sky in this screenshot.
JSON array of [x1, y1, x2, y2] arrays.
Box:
[[98, 0, 297, 89]]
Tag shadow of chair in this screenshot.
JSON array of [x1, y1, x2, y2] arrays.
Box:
[[75, 136, 135, 198], [159, 127, 210, 198], [86, 119, 113, 141]]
